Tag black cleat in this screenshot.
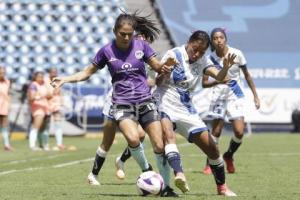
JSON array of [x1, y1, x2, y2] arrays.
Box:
[[142, 163, 153, 172], [160, 186, 179, 197]]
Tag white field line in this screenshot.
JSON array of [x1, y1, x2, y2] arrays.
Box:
[[2, 154, 67, 166], [1, 141, 300, 176]]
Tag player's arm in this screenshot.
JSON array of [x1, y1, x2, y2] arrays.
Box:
[[241, 66, 260, 109], [202, 74, 229, 88], [147, 56, 177, 74], [27, 84, 40, 102], [51, 64, 98, 88]]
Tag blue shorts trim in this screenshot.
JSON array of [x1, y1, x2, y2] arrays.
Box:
[[188, 127, 209, 143]]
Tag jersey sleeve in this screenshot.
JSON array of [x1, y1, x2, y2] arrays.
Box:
[[29, 83, 37, 92], [237, 49, 247, 67], [202, 55, 215, 73], [92, 47, 108, 69], [143, 41, 156, 61]]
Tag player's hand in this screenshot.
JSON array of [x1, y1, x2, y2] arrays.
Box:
[[50, 77, 65, 88], [254, 96, 260, 109], [223, 53, 237, 69], [164, 57, 179, 66], [218, 77, 230, 84], [161, 64, 173, 74]]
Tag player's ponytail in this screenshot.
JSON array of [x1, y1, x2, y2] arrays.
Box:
[[113, 10, 160, 43], [131, 11, 160, 43]]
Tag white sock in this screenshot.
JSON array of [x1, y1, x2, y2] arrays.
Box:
[[29, 128, 38, 148], [1, 127, 10, 146], [54, 121, 63, 146]]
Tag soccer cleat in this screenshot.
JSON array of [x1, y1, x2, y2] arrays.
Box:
[[142, 163, 153, 172], [87, 172, 100, 186], [30, 146, 42, 151], [115, 156, 125, 180], [174, 173, 190, 193], [202, 165, 212, 175], [160, 186, 179, 197], [223, 155, 235, 173], [4, 145, 14, 151], [217, 184, 237, 196]]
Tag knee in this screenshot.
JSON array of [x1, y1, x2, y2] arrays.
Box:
[[127, 135, 141, 148], [234, 130, 244, 139], [163, 127, 176, 143], [152, 140, 164, 153]]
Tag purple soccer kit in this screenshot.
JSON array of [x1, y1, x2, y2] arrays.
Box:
[[92, 39, 156, 104]]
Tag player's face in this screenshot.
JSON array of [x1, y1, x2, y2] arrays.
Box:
[[49, 69, 58, 79], [114, 23, 134, 50], [35, 73, 44, 84], [211, 32, 227, 51], [186, 40, 208, 63]]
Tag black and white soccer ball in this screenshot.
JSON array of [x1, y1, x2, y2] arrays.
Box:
[[136, 171, 164, 196]]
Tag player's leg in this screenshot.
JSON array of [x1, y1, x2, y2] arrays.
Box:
[[223, 99, 245, 173], [52, 111, 64, 150], [115, 124, 146, 179], [160, 116, 189, 194], [29, 113, 44, 150], [223, 117, 244, 173], [190, 130, 236, 196], [88, 118, 117, 185], [39, 115, 50, 151], [203, 119, 224, 175], [0, 115, 13, 150]]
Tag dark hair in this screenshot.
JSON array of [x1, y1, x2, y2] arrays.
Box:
[[113, 10, 160, 43], [210, 27, 227, 51], [32, 71, 44, 81], [188, 30, 210, 48]]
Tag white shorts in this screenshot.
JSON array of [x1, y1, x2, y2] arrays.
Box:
[[160, 107, 208, 143], [208, 97, 245, 120]]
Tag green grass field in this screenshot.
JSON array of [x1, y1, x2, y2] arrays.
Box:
[[1, 133, 300, 200]]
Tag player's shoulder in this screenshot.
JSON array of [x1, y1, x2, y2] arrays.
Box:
[[228, 46, 244, 56]]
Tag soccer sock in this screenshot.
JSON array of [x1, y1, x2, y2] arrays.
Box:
[[91, 147, 107, 175], [53, 121, 63, 146], [120, 147, 131, 162], [155, 152, 170, 188], [208, 157, 225, 185], [165, 144, 183, 173], [41, 128, 49, 147], [37, 131, 43, 147], [0, 127, 10, 147], [224, 135, 242, 158], [29, 128, 38, 148], [128, 143, 149, 171]]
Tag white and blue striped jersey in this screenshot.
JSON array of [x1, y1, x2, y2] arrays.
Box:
[[209, 46, 247, 100], [154, 45, 213, 115]]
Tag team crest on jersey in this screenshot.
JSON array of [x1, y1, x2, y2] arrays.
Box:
[[135, 50, 144, 59]]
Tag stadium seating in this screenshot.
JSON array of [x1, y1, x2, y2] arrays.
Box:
[[0, 0, 125, 86]]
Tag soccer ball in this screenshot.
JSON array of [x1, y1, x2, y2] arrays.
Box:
[[136, 171, 164, 196]]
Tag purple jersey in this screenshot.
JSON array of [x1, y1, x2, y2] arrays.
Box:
[[93, 39, 155, 104]]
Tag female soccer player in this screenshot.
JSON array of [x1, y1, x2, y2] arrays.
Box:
[[51, 12, 185, 196], [28, 71, 51, 151], [46, 67, 65, 150], [0, 67, 13, 151], [154, 30, 237, 196], [202, 28, 260, 175]]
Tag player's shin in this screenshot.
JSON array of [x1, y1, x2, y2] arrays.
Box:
[[208, 156, 225, 185], [91, 147, 107, 175], [128, 142, 150, 171], [155, 152, 170, 188]]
